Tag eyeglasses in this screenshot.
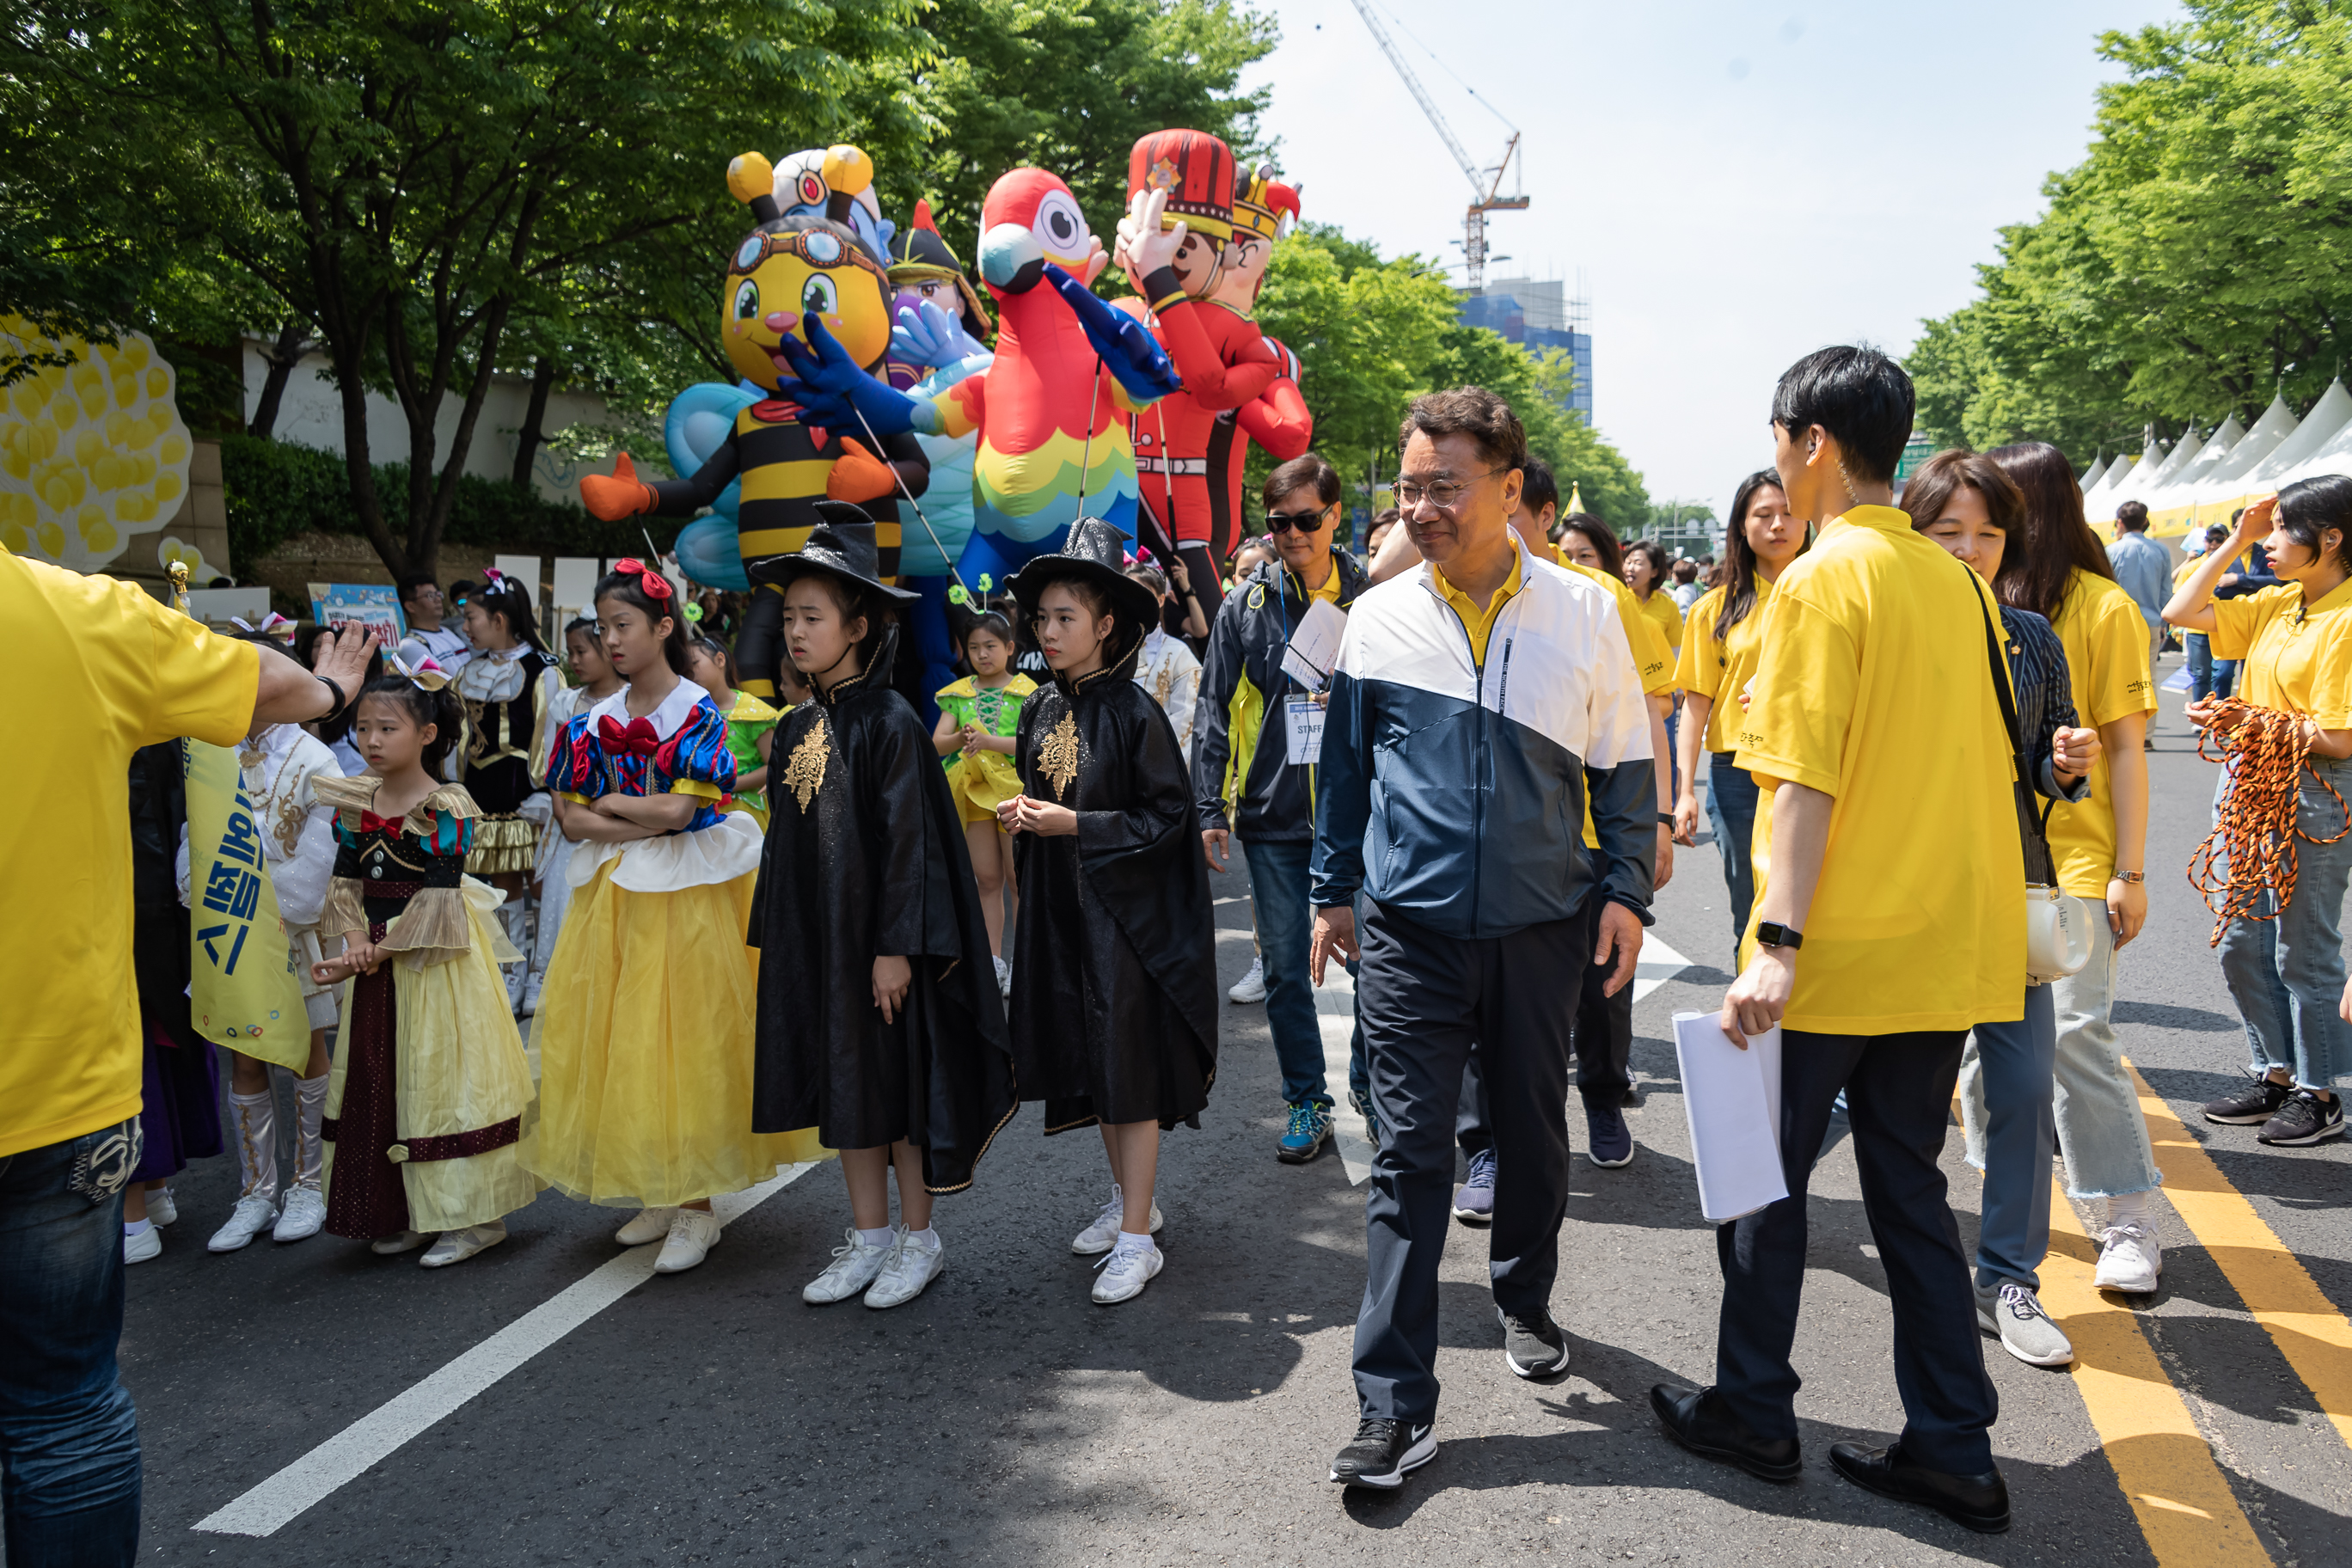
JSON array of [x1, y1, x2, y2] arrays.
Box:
[[1263, 505, 1333, 535], [1393, 469, 1505, 513]]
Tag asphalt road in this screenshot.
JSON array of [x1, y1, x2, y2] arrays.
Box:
[[110, 661, 2351, 1566]]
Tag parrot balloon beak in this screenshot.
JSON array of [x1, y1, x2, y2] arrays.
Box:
[[978, 222, 1045, 294]]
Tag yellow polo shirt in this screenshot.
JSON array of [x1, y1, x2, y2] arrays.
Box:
[[2, 553, 260, 1155], [1306, 565, 1344, 606], [1732, 506, 2022, 1034], [1433, 552, 1524, 666], [1638, 587, 1683, 657], [1561, 559, 1675, 695], [2045, 571, 2158, 897], [2211, 579, 2352, 727], [1675, 576, 1777, 753]]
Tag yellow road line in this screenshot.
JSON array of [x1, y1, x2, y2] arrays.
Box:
[[2127, 1057, 2352, 1454], [2040, 1174, 2272, 1565]]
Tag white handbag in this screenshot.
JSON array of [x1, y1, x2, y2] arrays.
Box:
[[1972, 571, 2093, 986]]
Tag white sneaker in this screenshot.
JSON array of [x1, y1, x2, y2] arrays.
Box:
[[804, 1227, 896, 1303], [1092, 1239, 1164, 1304], [505, 966, 527, 1012], [653, 1209, 720, 1274], [994, 955, 1012, 999], [273, 1186, 327, 1243], [147, 1187, 179, 1227], [420, 1221, 507, 1268], [615, 1207, 677, 1246], [207, 1194, 279, 1253], [371, 1229, 429, 1255], [124, 1225, 162, 1265], [520, 973, 544, 1015], [1228, 956, 1267, 1004], [865, 1230, 946, 1309], [2094, 1223, 2162, 1294], [1071, 1189, 1164, 1256]]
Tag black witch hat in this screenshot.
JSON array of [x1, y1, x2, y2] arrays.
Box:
[[765, 501, 921, 605], [1008, 517, 1162, 638]]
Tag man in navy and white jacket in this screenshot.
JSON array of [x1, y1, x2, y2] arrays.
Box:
[[1310, 389, 1657, 1491]]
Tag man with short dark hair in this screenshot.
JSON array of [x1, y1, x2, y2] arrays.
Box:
[[1194, 451, 1370, 1163], [2107, 499, 2170, 743], [395, 573, 471, 674], [1312, 387, 1655, 1488], [1651, 346, 2020, 1534]]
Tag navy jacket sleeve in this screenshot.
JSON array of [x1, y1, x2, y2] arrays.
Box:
[[1309, 668, 1370, 908], [1190, 587, 1246, 834]]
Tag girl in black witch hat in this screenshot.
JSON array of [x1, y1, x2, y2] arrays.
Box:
[[998, 517, 1219, 1307], [749, 502, 1017, 1312]]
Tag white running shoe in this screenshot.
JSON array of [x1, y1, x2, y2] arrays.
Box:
[[273, 1186, 327, 1243], [147, 1187, 179, 1227], [995, 955, 1013, 999], [371, 1229, 429, 1255], [2094, 1223, 2162, 1294], [804, 1227, 896, 1303], [615, 1207, 677, 1246], [653, 1209, 721, 1274], [1092, 1239, 1164, 1304], [1228, 956, 1267, 1004], [207, 1194, 279, 1253], [505, 966, 527, 1012], [865, 1231, 946, 1309], [124, 1225, 162, 1265], [420, 1221, 507, 1268], [1071, 1190, 1163, 1256]]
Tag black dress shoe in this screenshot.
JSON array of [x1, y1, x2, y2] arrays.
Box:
[[1649, 1382, 1801, 1482], [1828, 1440, 2010, 1534]]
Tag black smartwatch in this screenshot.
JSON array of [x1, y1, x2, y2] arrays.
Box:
[[1755, 921, 1804, 952], [1657, 811, 1675, 826]]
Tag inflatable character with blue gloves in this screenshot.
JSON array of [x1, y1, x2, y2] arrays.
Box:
[[769, 166, 1180, 585], [579, 147, 929, 700]]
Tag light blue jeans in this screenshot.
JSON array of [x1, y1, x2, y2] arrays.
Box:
[[2216, 754, 2352, 1090], [1957, 986, 2058, 1290], [2046, 908, 2164, 1198]]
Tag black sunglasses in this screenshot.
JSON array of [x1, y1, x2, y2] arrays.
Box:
[[1264, 504, 1332, 535]]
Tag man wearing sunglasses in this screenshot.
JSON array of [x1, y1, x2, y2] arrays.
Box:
[[1191, 453, 1370, 1167]]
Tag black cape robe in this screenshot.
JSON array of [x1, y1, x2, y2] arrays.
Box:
[[1008, 626, 1219, 1132], [748, 660, 1016, 1193]]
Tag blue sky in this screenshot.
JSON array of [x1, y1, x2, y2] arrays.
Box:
[[1248, 0, 2182, 522]]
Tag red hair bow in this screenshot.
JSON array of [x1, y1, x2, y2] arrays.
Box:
[[599, 715, 663, 757], [614, 557, 673, 601]]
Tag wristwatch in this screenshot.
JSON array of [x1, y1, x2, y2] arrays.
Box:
[[2111, 869, 2146, 885], [1755, 921, 1804, 952], [1657, 811, 1675, 827]]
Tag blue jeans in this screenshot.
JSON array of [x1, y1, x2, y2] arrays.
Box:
[[2185, 633, 2237, 701], [1245, 837, 1332, 1107], [1, 1120, 144, 1568], [2219, 755, 2352, 1089], [1957, 985, 2059, 1291], [1704, 752, 1759, 965]]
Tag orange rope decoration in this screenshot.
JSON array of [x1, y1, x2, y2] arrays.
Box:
[[2189, 697, 2352, 946]]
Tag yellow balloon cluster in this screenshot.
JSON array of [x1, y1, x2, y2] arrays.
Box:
[[0, 316, 193, 569]]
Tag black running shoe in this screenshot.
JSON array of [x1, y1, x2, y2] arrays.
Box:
[[1329, 1418, 1436, 1487], [2257, 1088, 2346, 1147], [2203, 1076, 2291, 1125], [1501, 1309, 1570, 1379]]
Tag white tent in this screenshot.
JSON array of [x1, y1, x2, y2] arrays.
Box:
[[2235, 379, 2352, 496], [2185, 394, 2297, 510], [2274, 401, 2352, 489], [2141, 426, 2211, 498], [2150, 415, 2243, 508], [2080, 451, 2141, 519], [2092, 435, 2171, 520], [2078, 455, 2111, 495]]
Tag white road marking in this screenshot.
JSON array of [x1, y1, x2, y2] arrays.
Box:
[[192, 1163, 820, 1538], [1308, 933, 1694, 1187]]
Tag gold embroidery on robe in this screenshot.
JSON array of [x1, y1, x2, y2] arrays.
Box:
[[784, 719, 830, 812], [1039, 712, 1081, 801]]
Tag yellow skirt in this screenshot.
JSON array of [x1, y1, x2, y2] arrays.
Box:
[[464, 812, 540, 876], [527, 862, 828, 1206], [947, 750, 1022, 826]]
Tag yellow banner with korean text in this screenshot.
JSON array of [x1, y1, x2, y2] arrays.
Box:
[[182, 737, 312, 1070]]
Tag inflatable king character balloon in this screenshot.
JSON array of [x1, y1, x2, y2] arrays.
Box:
[[1114, 132, 1314, 594], [579, 145, 930, 700], [768, 166, 1181, 587]]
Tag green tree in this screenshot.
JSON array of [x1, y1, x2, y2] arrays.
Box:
[[1909, 0, 2352, 458]]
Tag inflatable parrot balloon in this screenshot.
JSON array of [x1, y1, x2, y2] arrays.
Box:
[[769, 166, 1182, 585]]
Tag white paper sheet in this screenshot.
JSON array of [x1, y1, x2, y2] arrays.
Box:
[[1278, 597, 1348, 690], [1671, 1011, 1788, 1223]]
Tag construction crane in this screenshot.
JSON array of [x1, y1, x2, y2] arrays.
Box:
[[1347, 0, 1529, 292]]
